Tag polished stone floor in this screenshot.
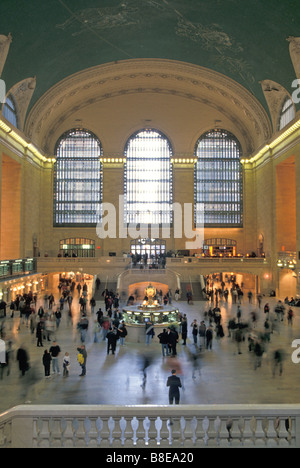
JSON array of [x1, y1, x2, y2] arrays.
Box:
[[1, 282, 300, 414]]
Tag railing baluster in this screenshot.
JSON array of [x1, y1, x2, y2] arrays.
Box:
[[1, 406, 300, 448]]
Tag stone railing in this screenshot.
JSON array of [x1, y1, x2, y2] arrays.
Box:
[[0, 404, 299, 448]]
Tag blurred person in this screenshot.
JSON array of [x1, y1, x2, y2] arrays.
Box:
[[272, 349, 285, 377], [36, 319, 44, 347], [140, 353, 153, 390], [42, 349, 51, 378], [206, 325, 213, 350], [93, 320, 101, 343], [16, 344, 30, 377], [77, 345, 87, 376], [287, 308, 294, 326], [253, 339, 264, 370], [0, 338, 6, 380], [187, 347, 202, 380]]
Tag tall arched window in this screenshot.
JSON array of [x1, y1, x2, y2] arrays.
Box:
[[54, 128, 103, 226], [195, 129, 243, 227], [124, 128, 173, 226], [278, 97, 295, 130], [2, 94, 18, 128]]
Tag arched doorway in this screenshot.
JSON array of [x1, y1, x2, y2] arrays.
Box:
[[130, 238, 166, 264]]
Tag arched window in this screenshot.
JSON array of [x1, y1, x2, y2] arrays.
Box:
[[59, 238, 95, 258], [278, 97, 295, 130], [54, 128, 103, 226], [195, 129, 243, 227], [124, 128, 173, 226], [2, 94, 18, 128]]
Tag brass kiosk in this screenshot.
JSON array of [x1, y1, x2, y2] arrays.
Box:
[[122, 283, 180, 343]]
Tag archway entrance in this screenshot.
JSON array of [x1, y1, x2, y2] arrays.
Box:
[[128, 282, 169, 301], [203, 272, 259, 304], [130, 239, 166, 264]]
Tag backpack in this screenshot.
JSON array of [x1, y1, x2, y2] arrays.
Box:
[[77, 353, 84, 365]]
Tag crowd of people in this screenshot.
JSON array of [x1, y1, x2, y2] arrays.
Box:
[[0, 276, 297, 407]]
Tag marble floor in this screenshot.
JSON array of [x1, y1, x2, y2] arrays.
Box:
[[1, 282, 300, 414]]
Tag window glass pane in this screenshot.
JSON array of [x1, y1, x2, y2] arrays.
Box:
[[279, 97, 295, 130], [195, 129, 243, 227], [2, 95, 18, 128], [124, 129, 173, 225], [54, 129, 102, 226]]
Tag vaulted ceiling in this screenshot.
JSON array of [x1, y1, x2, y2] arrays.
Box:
[[1, 0, 299, 111], [0, 0, 299, 156]]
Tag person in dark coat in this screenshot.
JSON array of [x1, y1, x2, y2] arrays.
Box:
[[42, 349, 51, 377], [158, 329, 169, 356], [107, 327, 118, 355], [181, 317, 188, 345], [16, 345, 29, 376], [36, 320, 44, 347], [166, 369, 182, 404], [167, 327, 178, 357]]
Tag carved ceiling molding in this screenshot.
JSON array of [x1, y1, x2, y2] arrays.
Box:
[[0, 33, 12, 77], [6, 77, 36, 131], [25, 59, 271, 152], [41, 87, 254, 155], [287, 36, 300, 80]]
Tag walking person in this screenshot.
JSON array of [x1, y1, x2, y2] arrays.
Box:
[[272, 349, 285, 377], [166, 369, 182, 405], [287, 308, 294, 326], [16, 344, 30, 377], [199, 321, 206, 349], [90, 296, 96, 314], [36, 319, 44, 347], [206, 326, 213, 350], [55, 309, 62, 329], [253, 339, 264, 370], [93, 320, 101, 343], [140, 354, 153, 390]]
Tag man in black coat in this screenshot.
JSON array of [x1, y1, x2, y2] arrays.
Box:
[[181, 317, 187, 345], [107, 327, 118, 355], [166, 369, 182, 404], [167, 327, 178, 356]]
